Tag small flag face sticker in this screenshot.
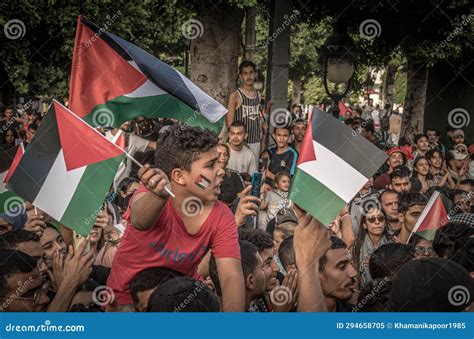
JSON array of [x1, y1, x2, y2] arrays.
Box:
[[195, 175, 211, 190]]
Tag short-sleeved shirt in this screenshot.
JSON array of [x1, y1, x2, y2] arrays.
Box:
[[107, 186, 241, 305], [267, 146, 298, 176]]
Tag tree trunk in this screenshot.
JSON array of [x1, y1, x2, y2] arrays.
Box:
[[291, 73, 301, 104], [243, 7, 256, 61], [401, 57, 429, 138], [384, 63, 397, 109], [189, 3, 244, 106]]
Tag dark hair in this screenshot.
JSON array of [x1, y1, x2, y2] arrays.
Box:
[[433, 222, 474, 258], [229, 120, 247, 132], [278, 235, 294, 270], [239, 229, 273, 252], [425, 128, 439, 136], [319, 236, 347, 272], [344, 118, 354, 126], [414, 133, 427, 144], [0, 249, 36, 294], [412, 156, 428, 177], [369, 243, 415, 279], [398, 192, 428, 213], [147, 277, 219, 312], [459, 179, 474, 187], [154, 125, 218, 178], [451, 237, 474, 272], [28, 123, 38, 131], [379, 189, 398, 203], [354, 278, 392, 312], [209, 240, 259, 297], [0, 230, 39, 249], [273, 126, 291, 133], [238, 60, 257, 74], [362, 120, 375, 134], [2, 128, 18, 144], [2, 106, 13, 115], [273, 171, 290, 187], [129, 267, 182, 306], [426, 148, 443, 162], [389, 165, 411, 181], [407, 233, 427, 247], [118, 177, 139, 194]]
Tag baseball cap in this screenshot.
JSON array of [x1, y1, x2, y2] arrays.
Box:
[[450, 149, 468, 161], [276, 208, 298, 225], [389, 257, 474, 312], [387, 146, 407, 159]]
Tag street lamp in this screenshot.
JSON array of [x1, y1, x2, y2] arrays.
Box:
[[320, 23, 358, 119]]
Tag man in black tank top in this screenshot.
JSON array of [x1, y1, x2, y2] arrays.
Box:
[[226, 61, 263, 165]]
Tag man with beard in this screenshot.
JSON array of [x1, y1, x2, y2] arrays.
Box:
[[379, 189, 402, 234], [290, 118, 307, 153], [374, 147, 407, 190]]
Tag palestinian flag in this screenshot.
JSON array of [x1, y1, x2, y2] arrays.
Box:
[[407, 191, 448, 242], [7, 100, 124, 236], [69, 16, 226, 134], [289, 109, 387, 224], [0, 144, 25, 213]]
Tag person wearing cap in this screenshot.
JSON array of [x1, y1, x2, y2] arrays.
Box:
[[451, 129, 465, 146], [389, 257, 473, 312], [446, 149, 468, 186], [373, 147, 407, 190], [290, 118, 307, 153]]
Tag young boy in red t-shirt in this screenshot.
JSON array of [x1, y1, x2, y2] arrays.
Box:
[[107, 126, 244, 311]]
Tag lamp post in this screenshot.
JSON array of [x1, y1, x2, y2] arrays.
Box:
[[320, 23, 358, 119]]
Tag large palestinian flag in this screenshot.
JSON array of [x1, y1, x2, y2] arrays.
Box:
[[290, 109, 387, 224], [407, 191, 448, 242], [7, 100, 124, 236], [69, 16, 226, 134], [0, 144, 25, 214]]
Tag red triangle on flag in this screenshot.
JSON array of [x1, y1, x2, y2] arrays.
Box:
[[297, 116, 316, 166], [69, 16, 147, 118], [409, 191, 449, 242], [4, 144, 24, 184], [54, 101, 124, 171]]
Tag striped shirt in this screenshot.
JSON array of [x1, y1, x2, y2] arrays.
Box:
[[234, 88, 262, 144]]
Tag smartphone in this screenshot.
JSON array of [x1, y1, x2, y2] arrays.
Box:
[[72, 231, 90, 255], [250, 172, 263, 197]]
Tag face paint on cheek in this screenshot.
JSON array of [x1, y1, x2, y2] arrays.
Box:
[[195, 175, 211, 190]]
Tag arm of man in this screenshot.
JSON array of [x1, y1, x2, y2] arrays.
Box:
[[226, 92, 238, 128], [147, 141, 157, 150], [130, 165, 170, 231], [216, 257, 245, 311], [294, 214, 331, 312]]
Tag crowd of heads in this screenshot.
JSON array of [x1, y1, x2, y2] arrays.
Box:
[[0, 77, 472, 314]]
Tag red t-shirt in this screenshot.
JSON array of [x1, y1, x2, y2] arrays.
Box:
[[107, 186, 240, 305]]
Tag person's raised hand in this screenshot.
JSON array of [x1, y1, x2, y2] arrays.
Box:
[[294, 213, 331, 269], [24, 214, 46, 237], [94, 209, 111, 229], [61, 239, 94, 288], [235, 185, 260, 227], [138, 164, 170, 198], [47, 250, 65, 292], [271, 269, 298, 312]]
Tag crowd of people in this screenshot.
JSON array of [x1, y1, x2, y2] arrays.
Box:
[[0, 60, 472, 313]]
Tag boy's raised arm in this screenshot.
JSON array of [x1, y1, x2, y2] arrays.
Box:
[[216, 257, 245, 312]]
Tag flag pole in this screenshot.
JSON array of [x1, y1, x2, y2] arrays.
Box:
[[124, 152, 175, 198]]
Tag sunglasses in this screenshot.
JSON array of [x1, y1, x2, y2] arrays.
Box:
[[366, 215, 385, 223], [415, 246, 436, 256]]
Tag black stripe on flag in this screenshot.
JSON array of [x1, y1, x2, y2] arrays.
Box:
[[81, 17, 133, 62], [311, 109, 387, 178], [107, 32, 201, 112], [0, 145, 19, 173], [8, 106, 61, 203]]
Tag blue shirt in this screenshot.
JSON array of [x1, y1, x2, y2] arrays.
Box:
[[267, 145, 298, 176]]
